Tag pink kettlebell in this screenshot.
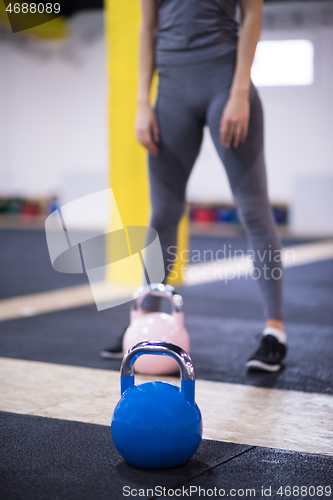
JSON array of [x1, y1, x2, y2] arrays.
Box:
[[122, 284, 190, 375]]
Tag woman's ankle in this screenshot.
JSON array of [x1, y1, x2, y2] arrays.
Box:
[[265, 319, 285, 333]]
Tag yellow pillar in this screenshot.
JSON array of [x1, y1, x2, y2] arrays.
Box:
[[105, 0, 188, 287]]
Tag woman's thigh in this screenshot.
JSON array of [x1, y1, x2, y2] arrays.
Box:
[[206, 83, 270, 218], [149, 91, 205, 206]]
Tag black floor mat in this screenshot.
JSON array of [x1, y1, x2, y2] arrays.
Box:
[[0, 412, 250, 500], [0, 230, 89, 299], [1, 231, 332, 394], [0, 229, 319, 300], [182, 447, 333, 500], [178, 259, 333, 326], [1, 412, 331, 500], [0, 303, 332, 394]]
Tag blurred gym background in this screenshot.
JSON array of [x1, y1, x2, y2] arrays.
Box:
[[1, 5, 333, 494], [0, 0, 332, 238]]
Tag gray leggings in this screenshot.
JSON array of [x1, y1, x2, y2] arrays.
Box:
[[148, 52, 283, 320]]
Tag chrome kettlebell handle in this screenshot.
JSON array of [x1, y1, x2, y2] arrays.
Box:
[[132, 283, 183, 313], [120, 341, 196, 404], [121, 341, 194, 380]]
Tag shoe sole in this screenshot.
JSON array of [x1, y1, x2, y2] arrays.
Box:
[[100, 351, 124, 360], [246, 360, 281, 372]]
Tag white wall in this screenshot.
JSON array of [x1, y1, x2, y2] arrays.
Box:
[[259, 25, 333, 203], [0, 12, 108, 203]]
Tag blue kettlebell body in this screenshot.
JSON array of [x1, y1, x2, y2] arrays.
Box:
[[111, 341, 203, 469]]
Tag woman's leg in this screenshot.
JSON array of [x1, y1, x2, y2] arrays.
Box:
[[144, 86, 205, 309], [206, 83, 284, 324], [207, 82, 286, 371]]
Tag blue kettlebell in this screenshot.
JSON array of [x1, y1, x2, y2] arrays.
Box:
[[111, 341, 203, 469]]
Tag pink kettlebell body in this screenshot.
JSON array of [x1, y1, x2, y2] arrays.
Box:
[[122, 285, 190, 375]]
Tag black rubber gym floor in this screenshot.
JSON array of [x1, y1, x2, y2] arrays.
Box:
[[0, 229, 318, 299], [1, 299, 332, 394], [1, 230, 332, 498], [1, 248, 332, 393], [0, 230, 89, 299], [1, 412, 332, 500]]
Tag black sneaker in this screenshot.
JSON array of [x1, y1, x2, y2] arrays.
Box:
[[246, 334, 287, 372], [99, 326, 128, 359]]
